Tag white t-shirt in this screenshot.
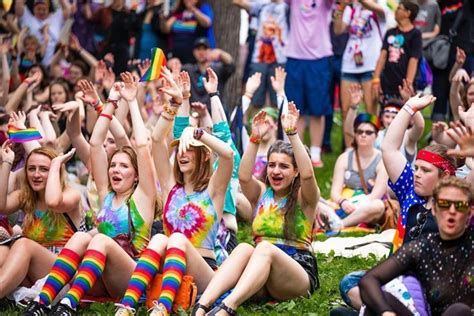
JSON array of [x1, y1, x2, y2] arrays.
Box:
[[20, 8, 65, 66], [341, 1, 388, 73]]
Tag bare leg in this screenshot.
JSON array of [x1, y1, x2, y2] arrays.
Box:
[[309, 116, 325, 149], [221, 241, 311, 313], [340, 79, 352, 126], [196, 243, 255, 314], [0, 238, 56, 298], [361, 80, 375, 115], [342, 200, 385, 227], [0, 245, 9, 268], [347, 286, 362, 310]]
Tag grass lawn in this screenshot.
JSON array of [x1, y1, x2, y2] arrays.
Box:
[[4, 111, 433, 315]]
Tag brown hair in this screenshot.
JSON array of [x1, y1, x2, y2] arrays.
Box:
[[173, 146, 212, 192], [460, 81, 474, 111], [421, 144, 463, 175], [48, 78, 72, 105], [264, 140, 304, 240], [20, 147, 68, 229], [433, 176, 474, 205]]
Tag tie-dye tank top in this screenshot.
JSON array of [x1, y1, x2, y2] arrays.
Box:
[[163, 184, 219, 250], [22, 210, 75, 248], [95, 192, 150, 254], [252, 187, 313, 250]]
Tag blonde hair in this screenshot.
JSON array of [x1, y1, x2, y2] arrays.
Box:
[[433, 176, 474, 205], [20, 147, 68, 229]]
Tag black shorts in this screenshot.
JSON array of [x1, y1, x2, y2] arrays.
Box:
[[275, 245, 319, 294], [202, 256, 218, 271]]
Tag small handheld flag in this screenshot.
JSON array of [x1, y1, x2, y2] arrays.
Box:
[[7, 125, 42, 143], [140, 48, 167, 82]]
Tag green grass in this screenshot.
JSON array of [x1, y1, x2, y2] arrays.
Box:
[[3, 110, 434, 315]]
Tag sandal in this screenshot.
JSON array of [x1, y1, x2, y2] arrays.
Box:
[[207, 302, 236, 316], [190, 303, 210, 316]]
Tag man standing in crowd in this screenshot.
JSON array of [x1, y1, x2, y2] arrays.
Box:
[[285, 0, 334, 168]]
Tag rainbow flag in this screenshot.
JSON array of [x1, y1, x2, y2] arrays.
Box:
[[140, 48, 167, 82], [7, 125, 42, 143]]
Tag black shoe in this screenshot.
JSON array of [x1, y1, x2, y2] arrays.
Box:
[[50, 302, 76, 316], [191, 302, 210, 316], [207, 302, 236, 316], [21, 301, 50, 316], [0, 297, 16, 312]]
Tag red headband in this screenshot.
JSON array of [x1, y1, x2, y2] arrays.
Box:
[[416, 149, 456, 176]]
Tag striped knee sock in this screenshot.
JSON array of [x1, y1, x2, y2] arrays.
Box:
[[62, 249, 106, 309], [38, 248, 81, 306], [157, 248, 186, 313], [120, 248, 161, 308]]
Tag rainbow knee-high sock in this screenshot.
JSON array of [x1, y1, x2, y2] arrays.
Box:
[[38, 248, 81, 306], [156, 248, 186, 313], [62, 249, 106, 309], [120, 248, 161, 308]]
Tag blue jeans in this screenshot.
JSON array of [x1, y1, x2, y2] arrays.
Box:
[[339, 270, 366, 307]]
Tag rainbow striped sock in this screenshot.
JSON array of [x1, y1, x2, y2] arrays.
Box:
[[38, 248, 81, 306], [63, 249, 106, 309], [157, 248, 186, 313], [120, 248, 161, 308]]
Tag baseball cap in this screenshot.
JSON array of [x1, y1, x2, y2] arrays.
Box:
[[194, 37, 210, 49]]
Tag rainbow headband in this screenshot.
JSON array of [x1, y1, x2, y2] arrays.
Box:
[[7, 125, 42, 143], [354, 113, 381, 130], [416, 149, 456, 176], [383, 106, 400, 114]]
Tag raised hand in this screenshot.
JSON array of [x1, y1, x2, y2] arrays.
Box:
[[77, 80, 101, 105], [245, 72, 262, 97], [455, 47, 466, 66], [9, 111, 27, 128], [119, 72, 138, 102], [398, 78, 415, 103], [160, 67, 183, 104], [431, 121, 449, 143], [51, 148, 76, 166], [69, 34, 81, 52], [39, 110, 58, 122], [202, 67, 218, 94], [251, 110, 269, 139], [191, 102, 209, 118], [349, 83, 363, 107], [137, 59, 151, 78], [178, 126, 195, 156], [1, 140, 14, 164], [108, 82, 122, 102], [52, 101, 81, 114], [95, 60, 107, 83], [180, 71, 191, 97], [452, 69, 469, 83], [270, 66, 286, 96], [281, 101, 299, 133], [405, 93, 436, 112], [458, 105, 474, 128], [446, 123, 474, 158]]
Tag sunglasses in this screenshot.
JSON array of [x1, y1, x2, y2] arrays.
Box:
[[436, 199, 471, 212], [409, 210, 428, 239], [355, 129, 376, 136]]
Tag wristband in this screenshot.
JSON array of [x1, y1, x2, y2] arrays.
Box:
[[160, 112, 175, 121], [402, 104, 416, 116], [100, 113, 113, 120], [107, 98, 119, 109], [193, 128, 204, 140], [163, 104, 178, 116], [170, 98, 182, 106], [249, 134, 261, 145], [209, 91, 219, 98], [372, 78, 380, 85], [284, 127, 297, 136], [23, 79, 33, 87], [339, 198, 348, 206], [182, 91, 191, 99], [244, 92, 253, 99]]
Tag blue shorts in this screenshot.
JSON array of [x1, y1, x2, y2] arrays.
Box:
[[341, 71, 374, 83], [285, 57, 333, 117], [339, 270, 366, 307]]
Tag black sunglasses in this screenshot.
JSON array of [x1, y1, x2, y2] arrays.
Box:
[[355, 129, 376, 136], [436, 199, 471, 212], [409, 210, 428, 239]]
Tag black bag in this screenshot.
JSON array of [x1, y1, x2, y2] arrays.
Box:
[[423, 0, 466, 70]]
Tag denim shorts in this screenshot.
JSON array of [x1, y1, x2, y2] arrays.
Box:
[[341, 71, 374, 83], [339, 270, 366, 307]]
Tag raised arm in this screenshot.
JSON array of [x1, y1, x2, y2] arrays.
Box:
[[69, 34, 98, 70], [238, 111, 268, 206], [381, 94, 436, 182], [344, 84, 363, 144], [0, 141, 21, 215], [9, 111, 41, 154], [359, 0, 386, 17], [203, 67, 227, 123], [333, 3, 348, 35], [5, 71, 41, 114], [152, 68, 183, 196], [232, 0, 251, 11], [0, 40, 11, 107], [88, 81, 120, 203], [283, 102, 320, 212], [449, 69, 470, 121], [45, 148, 81, 212], [63, 102, 91, 166], [118, 72, 156, 201]]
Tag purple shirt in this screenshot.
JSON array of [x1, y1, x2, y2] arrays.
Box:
[[285, 0, 334, 59]]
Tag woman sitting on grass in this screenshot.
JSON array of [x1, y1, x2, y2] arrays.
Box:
[[360, 176, 473, 316], [192, 102, 320, 316]]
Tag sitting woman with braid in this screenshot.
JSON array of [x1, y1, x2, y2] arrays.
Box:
[[23, 73, 157, 316], [113, 67, 234, 316], [192, 103, 320, 316]]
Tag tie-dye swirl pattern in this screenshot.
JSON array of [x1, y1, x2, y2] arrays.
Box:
[[252, 187, 313, 250], [163, 184, 219, 250], [22, 210, 75, 247], [95, 192, 150, 254]]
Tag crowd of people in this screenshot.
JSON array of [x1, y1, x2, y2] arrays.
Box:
[[0, 0, 473, 315]]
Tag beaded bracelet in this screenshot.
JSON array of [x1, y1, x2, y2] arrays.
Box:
[[160, 112, 175, 122], [163, 104, 178, 116], [402, 104, 416, 116], [284, 127, 297, 136], [249, 134, 261, 144], [100, 113, 113, 120], [107, 99, 119, 109], [182, 91, 191, 99]]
